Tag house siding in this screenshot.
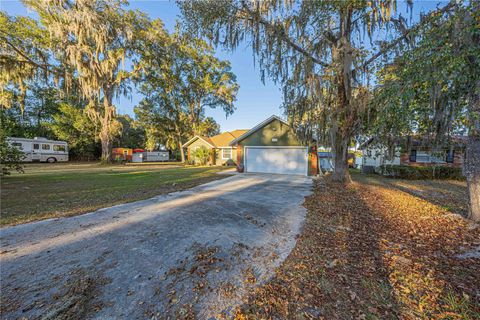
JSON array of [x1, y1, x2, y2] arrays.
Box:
[[399, 149, 464, 168], [186, 138, 239, 166], [186, 139, 215, 165], [239, 119, 303, 147], [235, 119, 317, 175]]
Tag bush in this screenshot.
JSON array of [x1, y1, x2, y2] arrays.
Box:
[[0, 132, 24, 176], [377, 165, 464, 180], [191, 146, 211, 165]]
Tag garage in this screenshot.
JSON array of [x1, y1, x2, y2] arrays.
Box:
[[245, 146, 308, 175]]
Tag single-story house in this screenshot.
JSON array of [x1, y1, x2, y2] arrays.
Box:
[[360, 136, 466, 170], [183, 115, 318, 176], [182, 129, 249, 166]]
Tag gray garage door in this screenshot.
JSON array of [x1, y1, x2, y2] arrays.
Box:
[[245, 147, 308, 175]]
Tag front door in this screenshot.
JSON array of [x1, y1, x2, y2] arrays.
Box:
[[32, 143, 41, 161]]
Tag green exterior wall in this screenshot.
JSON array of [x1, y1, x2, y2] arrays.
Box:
[[239, 119, 303, 146], [235, 118, 316, 175]]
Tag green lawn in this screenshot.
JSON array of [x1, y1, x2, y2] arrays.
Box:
[[1, 162, 230, 226]]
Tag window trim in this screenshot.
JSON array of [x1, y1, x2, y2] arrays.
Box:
[[42, 144, 51, 150], [221, 147, 233, 160]]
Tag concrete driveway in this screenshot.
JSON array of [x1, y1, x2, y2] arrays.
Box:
[[0, 173, 312, 319]]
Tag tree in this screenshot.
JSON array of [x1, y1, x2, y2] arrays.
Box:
[[135, 25, 237, 162], [20, 0, 152, 162], [47, 104, 100, 160], [0, 11, 57, 112], [180, 0, 456, 182], [114, 115, 146, 149], [367, 2, 480, 220], [191, 145, 211, 165]]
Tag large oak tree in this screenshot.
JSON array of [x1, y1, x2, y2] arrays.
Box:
[[179, 0, 456, 182]]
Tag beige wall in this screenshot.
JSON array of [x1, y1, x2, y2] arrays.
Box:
[[187, 138, 238, 166]]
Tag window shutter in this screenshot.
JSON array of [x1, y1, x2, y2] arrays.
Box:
[[446, 150, 455, 163], [409, 150, 417, 162]]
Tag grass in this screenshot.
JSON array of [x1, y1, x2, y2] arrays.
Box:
[[235, 172, 480, 319], [1, 162, 230, 226]]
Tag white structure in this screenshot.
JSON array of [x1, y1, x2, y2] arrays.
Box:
[[7, 137, 68, 163], [361, 145, 401, 168], [145, 151, 169, 162]]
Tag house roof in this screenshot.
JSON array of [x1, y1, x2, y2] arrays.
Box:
[[182, 130, 249, 148], [229, 115, 290, 146]]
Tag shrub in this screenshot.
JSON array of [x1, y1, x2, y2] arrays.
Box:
[[0, 132, 24, 176], [191, 146, 211, 165], [378, 164, 464, 180]]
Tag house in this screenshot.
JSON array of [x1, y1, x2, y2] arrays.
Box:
[[182, 129, 249, 166], [360, 136, 466, 170], [183, 115, 318, 176]]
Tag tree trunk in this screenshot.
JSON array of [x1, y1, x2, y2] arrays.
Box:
[[331, 127, 351, 183], [465, 81, 480, 221], [100, 129, 112, 162], [329, 8, 354, 183], [99, 89, 115, 163], [177, 136, 185, 163], [465, 136, 480, 221]]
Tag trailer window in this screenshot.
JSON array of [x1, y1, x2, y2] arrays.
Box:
[[12, 142, 23, 149], [54, 145, 66, 152], [42, 144, 51, 150], [33, 144, 39, 150]]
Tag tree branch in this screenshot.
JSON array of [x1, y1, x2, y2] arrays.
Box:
[[239, 0, 330, 68], [357, 2, 456, 71], [0, 32, 60, 76]]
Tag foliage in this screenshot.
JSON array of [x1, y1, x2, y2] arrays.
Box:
[[5, 0, 155, 161], [191, 146, 211, 165], [377, 165, 464, 180], [366, 1, 477, 146], [135, 25, 237, 161], [114, 115, 146, 149], [180, 0, 456, 182], [366, 1, 479, 220], [0, 11, 57, 112], [236, 175, 479, 318], [47, 104, 100, 160], [0, 128, 24, 176]]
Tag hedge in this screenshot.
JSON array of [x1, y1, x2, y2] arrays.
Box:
[[377, 164, 464, 180]]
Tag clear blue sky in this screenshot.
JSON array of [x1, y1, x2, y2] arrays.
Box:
[[1, 0, 445, 132]]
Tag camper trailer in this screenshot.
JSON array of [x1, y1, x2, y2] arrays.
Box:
[[7, 137, 69, 163]]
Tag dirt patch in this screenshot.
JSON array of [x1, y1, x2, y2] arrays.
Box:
[[42, 268, 111, 320], [235, 175, 480, 319]]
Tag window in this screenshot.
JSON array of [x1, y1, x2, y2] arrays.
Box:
[[415, 150, 446, 163], [12, 142, 23, 150], [222, 148, 232, 159], [42, 144, 50, 150], [33, 144, 39, 150], [446, 150, 455, 163], [54, 145, 66, 152]]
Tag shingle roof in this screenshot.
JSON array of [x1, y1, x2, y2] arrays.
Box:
[[206, 130, 249, 147], [183, 130, 250, 148]]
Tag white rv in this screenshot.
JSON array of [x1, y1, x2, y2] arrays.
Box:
[[7, 137, 69, 163]]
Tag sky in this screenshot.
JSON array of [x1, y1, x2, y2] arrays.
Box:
[[1, 0, 446, 132]]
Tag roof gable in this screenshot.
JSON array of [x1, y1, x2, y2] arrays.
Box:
[[182, 129, 250, 148], [229, 115, 291, 145]]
